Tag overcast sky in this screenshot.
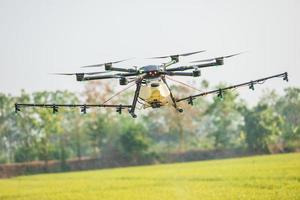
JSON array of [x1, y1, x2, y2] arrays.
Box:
[[0, 0, 299, 104]]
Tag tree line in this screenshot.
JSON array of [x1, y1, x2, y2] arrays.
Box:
[[0, 80, 299, 170]]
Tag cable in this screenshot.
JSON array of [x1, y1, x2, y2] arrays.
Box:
[[102, 82, 136, 104], [165, 76, 202, 92]]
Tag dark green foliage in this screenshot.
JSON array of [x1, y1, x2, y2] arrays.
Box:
[[240, 104, 283, 153], [275, 88, 300, 150], [84, 115, 108, 157], [205, 87, 243, 149], [14, 146, 37, 163], [119, 120, 152, 162]]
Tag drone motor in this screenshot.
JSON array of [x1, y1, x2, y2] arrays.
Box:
[[119, 77, 128, 85], [193, 70, 201, 77], [76, 73, 84, 81]]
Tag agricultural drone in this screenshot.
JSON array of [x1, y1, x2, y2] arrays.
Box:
[[15, 50, 288, 118]]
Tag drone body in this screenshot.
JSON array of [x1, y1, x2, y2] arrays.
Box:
[[16, 51, 288, 118], [134, 65, 171, 109]]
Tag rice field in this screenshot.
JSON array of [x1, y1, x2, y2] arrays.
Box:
[[0, 153, 299, 200]]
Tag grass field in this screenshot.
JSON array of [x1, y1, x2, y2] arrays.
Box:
[[0, 153, 299, 200]]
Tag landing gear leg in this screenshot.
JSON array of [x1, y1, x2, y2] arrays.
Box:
[[162, 76, 183, 113], [129, 79, 143, 118]]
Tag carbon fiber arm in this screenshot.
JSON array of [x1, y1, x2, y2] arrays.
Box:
[[81, 72, 140, 81], [166, 61, 222, 72]]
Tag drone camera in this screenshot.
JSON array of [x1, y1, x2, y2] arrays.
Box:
[[76, 73, 84, 81], [193, 70, 201, 77], [119, 77, 128, 85]]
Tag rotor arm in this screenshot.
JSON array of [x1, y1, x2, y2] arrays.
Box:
[[194, 61, 223, 69], [166, 61, 222, 72], [176, 72, 288, 103], [80, 72, 139, 81], [164, 70, 201, 77], [165, 71, 196, 77], [166, 66, 194, 72], [83, 74, 119, 81], [105, 67, 137, 73]]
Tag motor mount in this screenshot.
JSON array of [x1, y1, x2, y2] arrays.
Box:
[[193, 70, 201, 77], [216, 58, 224, 65], [119, 77, 128, 85], [76, 73, 84, 81], [105, 63, 113, 71]]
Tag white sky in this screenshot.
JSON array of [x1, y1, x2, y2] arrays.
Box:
[[0, 0, 299, 104]]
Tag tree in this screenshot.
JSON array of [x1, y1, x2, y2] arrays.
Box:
[[0, 93, 18, 163], [32, 90, 78, 171], [14, 90, 39, 163], [68, 114, 88, 160], [82, 81, 117, 158], [119, 120, 150, 163], [275, 87, 300, 150], [84, 114, 108, 158], [240, 103, 283, 153], [206, 87, 243, 149]]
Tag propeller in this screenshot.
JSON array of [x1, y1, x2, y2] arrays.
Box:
[[80, 58, 131, 68], [149, 50, 206, 59], [190, 52, 244, 63], [52, 71, 108, 76]]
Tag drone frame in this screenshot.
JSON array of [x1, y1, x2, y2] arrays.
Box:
[[15, 51, 289, 118]]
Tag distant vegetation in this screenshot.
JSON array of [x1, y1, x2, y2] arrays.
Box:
[[0, 153, 299, 200], [0, 80, 299, 173]]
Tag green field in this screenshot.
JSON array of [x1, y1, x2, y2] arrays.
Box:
[[0, 153, 299, 200]]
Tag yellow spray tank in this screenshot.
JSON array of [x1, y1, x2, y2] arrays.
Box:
[[139, 80, 170, 108]]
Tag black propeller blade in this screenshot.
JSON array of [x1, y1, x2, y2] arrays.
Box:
[[52, 71, 108, 76], [223, 52, 243, 58], [52, 73, 78, 76], [190, 52, 244, 63], [149, 50, 206, 59], [80, 58, 131, 68]]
